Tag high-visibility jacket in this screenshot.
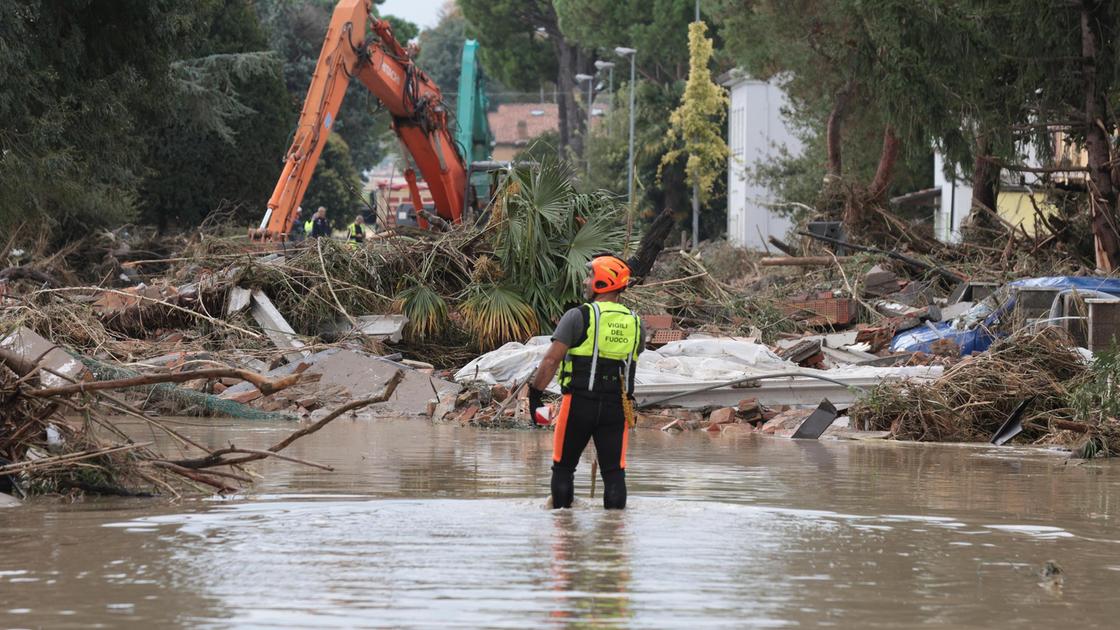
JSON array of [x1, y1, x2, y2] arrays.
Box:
[[303, 219, 313, 234], [347, 223, 365, 242], [558, 301, 641, 394]]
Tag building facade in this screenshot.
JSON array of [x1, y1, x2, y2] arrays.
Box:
[[722, 71, 802, 250]]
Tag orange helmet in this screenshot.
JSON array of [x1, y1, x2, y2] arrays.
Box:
[[587, 255, 631, 294]]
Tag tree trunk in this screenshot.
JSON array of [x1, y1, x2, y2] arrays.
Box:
[[968, 143, 1000, 233], [970, 152, 998, 214], [553, 36, 573, 156], [845, 125, 899, 233], [825, 81, 854, 184], [868, 125, 900, 202], [1081, 0, 1120, 271]]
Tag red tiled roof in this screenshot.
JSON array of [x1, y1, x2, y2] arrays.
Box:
[[487, 103, 559, 146]]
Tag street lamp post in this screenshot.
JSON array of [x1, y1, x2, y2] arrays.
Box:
[[594, 60, 615, 138], [692, 0, 701, 251], [574, 73, 594, 179], [614, 47, 636, 211]]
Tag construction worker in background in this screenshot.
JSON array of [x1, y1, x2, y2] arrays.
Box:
[[302, 207, 314, 238], [290, 206, 307, 241], [528, 255, 644, 510], [310, 206, 330, 238], [348, 215, 366, 243]]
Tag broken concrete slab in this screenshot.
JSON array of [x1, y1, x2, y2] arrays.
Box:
[[863, 264, 902, 297], [775, 331, 859, 351], [819, 345, 878, 368], [779, 339, 822, 364], [300, 349, 460, 416], [322, 314, 408, 342], [0, 327, 88, 389], [226, 286, 252, 316], [249, 289, 308, 364]]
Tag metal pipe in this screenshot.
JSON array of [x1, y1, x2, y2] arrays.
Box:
[[636, 371, 868, 409]]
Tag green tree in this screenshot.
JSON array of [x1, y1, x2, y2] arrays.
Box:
[[711, 0, 935, 234], [140, 0, 291, 229], [661, 22, 728, 204], [661, 22, 729, 248], [555, 0, 727, 239], [417, 6, 469, 109], [0, 0, 210, 234], [459, 0, 587, 158]]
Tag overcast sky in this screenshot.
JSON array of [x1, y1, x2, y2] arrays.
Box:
[[381, 0, 446, 30]]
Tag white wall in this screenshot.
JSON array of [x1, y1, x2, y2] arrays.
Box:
[[933, 152, 972, 244], [725, 75, 802, 250]]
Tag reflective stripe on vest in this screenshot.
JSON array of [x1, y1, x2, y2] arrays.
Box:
[[558, 301, 640, 392]]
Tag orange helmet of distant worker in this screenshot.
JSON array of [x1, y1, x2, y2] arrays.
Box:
[[587, 255, 631, 294]]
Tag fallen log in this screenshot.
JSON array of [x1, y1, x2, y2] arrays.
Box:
[[760, 256, 852, 266], [767, 236, 799, 257], [25, 368, 301, 398], [796, 230, 966, 284]]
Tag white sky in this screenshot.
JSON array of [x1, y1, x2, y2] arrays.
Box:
[[380, 0, 446, 30]]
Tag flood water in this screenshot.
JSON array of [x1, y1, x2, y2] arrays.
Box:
[[2, 417, 1120, 628]]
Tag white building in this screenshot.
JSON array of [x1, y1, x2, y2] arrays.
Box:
[[722, 71, 803, 250]]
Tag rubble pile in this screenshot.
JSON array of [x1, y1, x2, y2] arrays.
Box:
[[1, 211, 1118, 503], [850, 328, 1120, 454], [0, 323, 406, 498]]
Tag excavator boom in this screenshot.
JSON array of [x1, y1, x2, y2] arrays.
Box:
[[255, 0, 469, 240]]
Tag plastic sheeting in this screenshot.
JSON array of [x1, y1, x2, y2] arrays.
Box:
[[453, 337, 794, 391], [891, 276, 1120, 355], [455, 337, 942, 404]]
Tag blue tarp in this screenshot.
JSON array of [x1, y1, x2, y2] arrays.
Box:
[[890, 276, 1120, 355]]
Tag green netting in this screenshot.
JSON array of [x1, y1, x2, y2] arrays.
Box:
[[77, 356, 294, 421]]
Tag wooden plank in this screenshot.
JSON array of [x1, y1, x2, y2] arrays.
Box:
[[226, 286, 252, 316], [760, 256, 852, 266], [249, 290, 308, 364]]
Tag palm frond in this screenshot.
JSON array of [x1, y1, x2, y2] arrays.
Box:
[[393, 281, 448, 341], [461, 284, 539, 350]]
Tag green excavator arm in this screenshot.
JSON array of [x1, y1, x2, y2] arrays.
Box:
[[455, 39, 493, 164]]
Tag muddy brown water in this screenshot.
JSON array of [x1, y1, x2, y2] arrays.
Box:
[[2, 417, 1120, 628]]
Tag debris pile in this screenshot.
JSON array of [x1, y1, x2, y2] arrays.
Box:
[[850, 328, 1120, 455], [0, 325, 405, 498]]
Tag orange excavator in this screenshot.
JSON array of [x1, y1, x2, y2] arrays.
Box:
[[253, 0, 481, 240]]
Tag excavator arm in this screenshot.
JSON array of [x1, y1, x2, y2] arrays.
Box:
[[254, 0, 468, 240]]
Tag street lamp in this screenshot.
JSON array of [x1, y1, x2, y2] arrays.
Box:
[[575, 73, 594, 178], [594, 60, 615, 137], [614, 47, 637, 211]]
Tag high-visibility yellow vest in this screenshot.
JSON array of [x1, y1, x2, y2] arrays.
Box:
[[347, 223, 364, 241], [558, 301, 641, 393], [303, 219, 313, 234]]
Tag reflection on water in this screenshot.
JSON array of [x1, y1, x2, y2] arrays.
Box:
[[1, 417, 1120, 628]]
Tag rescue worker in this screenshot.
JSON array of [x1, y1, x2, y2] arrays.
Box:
[[347, 215, 366, 243], [310, 206, 330, 238], [528, 255, 644, 510]]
